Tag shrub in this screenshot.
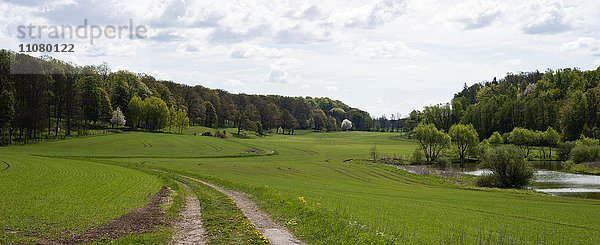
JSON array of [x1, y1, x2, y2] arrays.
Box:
[[476, 145, 534, 188], [214, 130, 228, 138], [201, 131, 212, 136], [570, 145, 600, 164], [411, 149, 424, 164], [475, 174, 499, 187], [487, 131, 504, 145], [557, 141, 576, 161]]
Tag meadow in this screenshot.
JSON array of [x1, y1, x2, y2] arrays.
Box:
[[1, 129, 600, 244]]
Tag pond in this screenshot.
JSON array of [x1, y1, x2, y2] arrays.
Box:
[[458, 161, 600, 199]]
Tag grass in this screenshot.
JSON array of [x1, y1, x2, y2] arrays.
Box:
[[125, 131, 600, 244], [2, 130, 600, 244], [0, 154, 163, 243], [169, 174, 269, 244], [570, 163, 600, 175]]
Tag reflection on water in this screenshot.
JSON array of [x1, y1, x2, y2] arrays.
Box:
[[457, 161, 600, 199]]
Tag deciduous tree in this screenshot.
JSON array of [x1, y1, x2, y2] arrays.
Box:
[[412, 123, 451, 162], [449, 124, 479, 161]]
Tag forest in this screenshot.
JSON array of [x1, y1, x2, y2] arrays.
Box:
[[403, 67, 600, 142], [0, 50, 374, 144]]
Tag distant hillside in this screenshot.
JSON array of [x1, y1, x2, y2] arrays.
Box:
[[405, 67, 600, 140], [0, 50, 373, 144]]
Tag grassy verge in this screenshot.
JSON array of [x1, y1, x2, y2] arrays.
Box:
[[570, 163, 600, 175], [162, 169, 404, 244], [168, 174, 269, 244]]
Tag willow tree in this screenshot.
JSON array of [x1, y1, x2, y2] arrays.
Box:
[[412, 123, 451, 162], [449, 124, 479, 161]]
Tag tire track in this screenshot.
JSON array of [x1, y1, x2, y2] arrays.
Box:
[[181, 176, 305, 245], [172, 181, 207, 245], [0, 160, 9, 171]]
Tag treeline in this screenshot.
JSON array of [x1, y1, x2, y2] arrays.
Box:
[[405, 67, 600, 141], [0, 50, 372, 144]]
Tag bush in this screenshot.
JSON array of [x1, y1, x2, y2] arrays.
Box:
[[557, 141, 576, 161], [214, 130, 228, 138], [570, 145, 600, 164], [475, 174, 499, 187], [411, 149, 424, 164], [476, 145, 534, 188], [201, 131, 212, 136]]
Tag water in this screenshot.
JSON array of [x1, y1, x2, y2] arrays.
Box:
[[458, 161, 600, 199]]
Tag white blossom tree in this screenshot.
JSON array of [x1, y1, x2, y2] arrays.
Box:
[[110, 107, 126, 128], [341, 119, 352, 131]]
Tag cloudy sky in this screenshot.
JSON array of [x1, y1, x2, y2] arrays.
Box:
[[2, 0, 600, 117]]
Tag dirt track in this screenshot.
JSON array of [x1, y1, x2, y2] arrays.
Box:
[[182, 176, 305, 245], [172, 181, 207, 245]]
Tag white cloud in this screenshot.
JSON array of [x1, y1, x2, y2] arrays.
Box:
[[351, 41, 425, 58], [223, 79, 249, 89], [228, 44, 283, 59], [394, 64, 424, 71], [520, 1, 575, 34], [265, 69, 290, 84], [148, 70, 169, 80], [502, 59, 522, 66], [83, 40, 147, 57], [343, 0, 407, 28], [271, 57, 304, 70], [326, 85, 339, 91], [562, 38, 600, 56]]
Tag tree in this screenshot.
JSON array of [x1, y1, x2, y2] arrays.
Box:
[[188, 97, 205, 125], [204, 101, 217, 128], [477, 145, 534, 188], [311, 109, 327, 131], [411, 123, 451, 162], [341, 119, 352, 130], [0, 89, 15, 144], [171, 108, 189, 134], [326, 115, 338, 132], [543, 126, 560, 159], [79, 76, 101, 124], [423, 103, 454, 132], [98, 88, 113, 123], [127, 96, 143, 129], [280, 109, 297, 134], [142, 97, 169, 131], [507, 127, 536, 158], [329, 107, 346, 122], [260, 102, 280, 131], [110, 107, 126, 128], [244, 104, 260, 122], [488, 131, 504, 145], [449, 124, 479, 161]]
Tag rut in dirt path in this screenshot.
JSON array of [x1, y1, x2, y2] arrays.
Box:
[[172, 181, 207, 245], [182, 176, 305, 245]]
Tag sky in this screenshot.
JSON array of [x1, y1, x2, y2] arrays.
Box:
[[2, 0, 600, 118]]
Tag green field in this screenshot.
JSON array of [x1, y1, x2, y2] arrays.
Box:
[[2, 130, 600, 244]]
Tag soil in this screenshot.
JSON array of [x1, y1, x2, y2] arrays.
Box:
[[243, 149, 261, 153], [172, 181, 207, 245], [49, 186, 171, 244], [584, 161, 600, 168], [182, 176, 305, 245]]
